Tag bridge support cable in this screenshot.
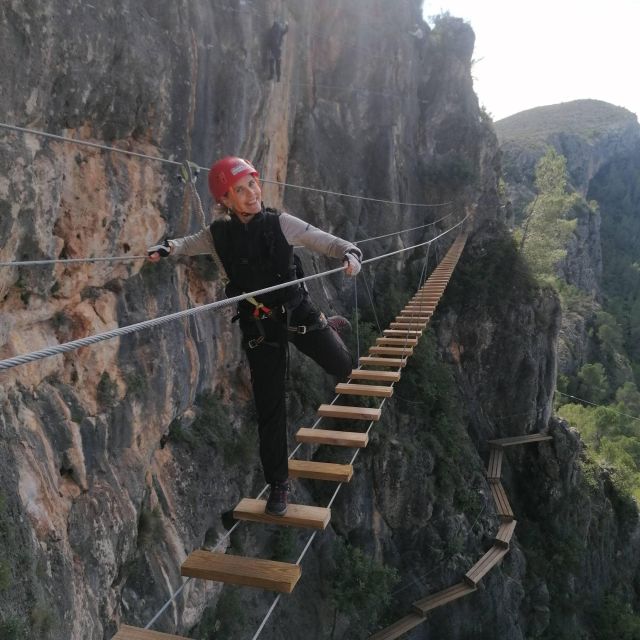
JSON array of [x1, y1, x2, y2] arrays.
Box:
[[0, 120, 451, 210], [0, 214, 458, 270], [0, 217, 468, 373]]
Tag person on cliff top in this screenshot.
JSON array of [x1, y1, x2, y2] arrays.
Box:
[[148, 156, 362, 517], [266, 19, 288, 82]]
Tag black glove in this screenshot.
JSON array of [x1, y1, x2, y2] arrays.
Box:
[[147, 239, 171, 257]]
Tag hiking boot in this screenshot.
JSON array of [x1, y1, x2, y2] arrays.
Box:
[[327, 315, 352, 340], [265, 480, 289, 516]]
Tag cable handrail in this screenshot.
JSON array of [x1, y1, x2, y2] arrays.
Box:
[[0, 213, 458, 268], [0, 217, 467, 372], [0, 121, 451, 209]]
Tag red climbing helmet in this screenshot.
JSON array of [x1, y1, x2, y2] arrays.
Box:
[[208, 156, 259, 202]]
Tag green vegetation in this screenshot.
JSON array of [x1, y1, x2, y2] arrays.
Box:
[[0, 561, 11, 591], [558, 387, 640, 500], [494, 99, 635, 142], [125, 372, 147, 398], [137, 507, 164, 548], [191, 587, 247, 639], [518, 148, 579, 280], [330, 539, 399, 639], [168, 392, 255, 465], [30, 604, 55, 638], [97, 371, 118, 407], [425, 156, 476, 190], [270, 528, 296, 562], [591, 595, 640, 639], [394, 329, 479, 498], [450, 234, 539, 312], [139, 257, 174, 290], [0, 618, 24, 640], [589, 151, 640, 376]]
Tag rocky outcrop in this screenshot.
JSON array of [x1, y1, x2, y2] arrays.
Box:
[[496, 100, 640, 379]]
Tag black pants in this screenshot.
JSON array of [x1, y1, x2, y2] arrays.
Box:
[[268, 51, 282, 81], [241, 298, 352, 484]]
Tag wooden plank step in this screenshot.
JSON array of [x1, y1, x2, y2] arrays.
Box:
[[412, 581, 476, 615], [487, 447, 503, 479], [181, 550, 300, 593], [369, 346, 413, 357], [488, 434, 553, 447], [464, 545, 509, 586], [369, 614, 425, 640], [335, 382, 394, 397], [389, 323, 426, 331], [402, 310, 434, 316], [113, 626, 188, 640], [296, 426, 368, 448], [383, 329, 422, 337], [395, 315, 430, 322], [376, 337, 418, 346], [289, 459, 353, 482], [349, 369, 401, 382], [489, 480, 514, 520], [495, 519, 517, 549], [233, 497, 331, 530], [317, 404, 382, 421], [359, 355, 407, 367]]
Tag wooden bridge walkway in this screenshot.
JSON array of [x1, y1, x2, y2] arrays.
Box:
[[114, 234, 472, 639], [368, 433, 553, 639]]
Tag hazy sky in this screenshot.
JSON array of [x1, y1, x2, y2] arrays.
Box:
[[422, 0, 640, 122]]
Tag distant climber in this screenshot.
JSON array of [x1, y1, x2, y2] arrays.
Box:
[[266, 19, 289, 82], [147, 156, 362, 518], [409, 24, 424, 39]]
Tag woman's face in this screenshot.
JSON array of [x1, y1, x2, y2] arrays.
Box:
[[222, 174, 262, 223]]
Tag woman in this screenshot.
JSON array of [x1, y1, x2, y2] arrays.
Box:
[[148, 156, 362, 516]]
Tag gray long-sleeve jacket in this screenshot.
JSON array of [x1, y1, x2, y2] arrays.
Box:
[[169, 212, 358, 261]]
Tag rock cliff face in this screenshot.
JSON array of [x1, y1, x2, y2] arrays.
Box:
[[0, 4, 637, 640], [496, 101, 640, 378]]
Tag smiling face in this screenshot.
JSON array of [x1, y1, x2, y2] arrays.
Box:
[[222, 174, 262, 223]]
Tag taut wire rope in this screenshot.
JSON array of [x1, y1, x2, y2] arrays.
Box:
[[0, 121, 451, 209], [0, 214, 457, 268], [555, 390, 640, 423], [0, 216, 468, 372]]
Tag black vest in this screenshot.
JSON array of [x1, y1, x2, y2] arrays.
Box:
[[210, 208, 301, 309]]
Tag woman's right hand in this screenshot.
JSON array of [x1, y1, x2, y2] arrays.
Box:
[[147, 240, 171, 262]]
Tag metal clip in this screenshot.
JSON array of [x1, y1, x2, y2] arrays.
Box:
[[248, 336, 265, 349]]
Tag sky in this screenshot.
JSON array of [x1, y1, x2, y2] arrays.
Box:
[[422, 0, 640, 122]]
